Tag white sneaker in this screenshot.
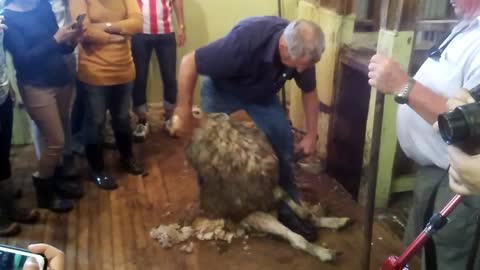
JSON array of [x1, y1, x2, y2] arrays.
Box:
[[133, 123, 149, 142]]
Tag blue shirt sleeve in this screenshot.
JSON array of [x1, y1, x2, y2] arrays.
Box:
[[294, 66, 316, 92], [195, 25, 250, 79]]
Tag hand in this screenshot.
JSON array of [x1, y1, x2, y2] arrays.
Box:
[[54, 26, 81, 44], [295, 134, 317, 158], [446, 88, 475, 111], [27, 244, 65, 270], [176, 28, 186, 47], [108, 34, 126, 43], [166, 106, 193, 138], [89, 22, 121, 34], [448, 145, 480, 195], [368, 54, 410, 94], [0, 23, 7, 32]]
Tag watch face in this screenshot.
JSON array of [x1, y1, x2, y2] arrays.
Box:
[[394, 94, 407, 104]]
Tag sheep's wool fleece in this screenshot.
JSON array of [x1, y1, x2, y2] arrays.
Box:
[[185, 114, 279, 221]]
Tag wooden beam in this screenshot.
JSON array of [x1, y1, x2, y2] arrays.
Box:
[[306, 0, 356, 15], [382, 0, 419, 31]]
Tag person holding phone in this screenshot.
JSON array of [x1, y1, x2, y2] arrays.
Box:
[[3, 0, 82, 213], [23, 244, 65, 270], [27, 0, 85, 201], [69, 0, 144, 190]]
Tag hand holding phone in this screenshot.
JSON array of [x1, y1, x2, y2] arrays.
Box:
[[71, 13, 86, 30], [0, 244, 47, 270]]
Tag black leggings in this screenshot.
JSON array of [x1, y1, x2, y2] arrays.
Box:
[[0, 95, 13, 181]]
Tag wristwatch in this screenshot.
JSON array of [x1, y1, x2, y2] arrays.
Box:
[[394, 77, 416, 104]]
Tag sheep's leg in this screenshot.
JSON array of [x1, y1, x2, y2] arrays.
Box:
[[273, 187, 351, 230], [242, 212, 335, 262], [312, 217, 350, 230], [273, 187, 310, 219]]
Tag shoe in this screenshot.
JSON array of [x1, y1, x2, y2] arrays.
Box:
[[57, 155, 79, 179], [0, 203, 22, 236], [9, 208, 40, 224], [54, 179, 84, 199], [0, 222, 21, 237], [90, 171, 118, 190], [133, 122, 149, 143], [32, 176, 74, 213], [85, 144, 118, 190], [120, 157, 144, 175], [277, 206, 318, 242]]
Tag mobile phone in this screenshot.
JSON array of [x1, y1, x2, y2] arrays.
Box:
[[0, 244, 47, 270], [72, 13, 86, 29]]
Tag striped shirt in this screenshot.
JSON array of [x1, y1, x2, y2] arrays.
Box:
[[137, 0, 174, 34]]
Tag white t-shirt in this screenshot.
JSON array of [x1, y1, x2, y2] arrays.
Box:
[[397, 18, 480, 169]]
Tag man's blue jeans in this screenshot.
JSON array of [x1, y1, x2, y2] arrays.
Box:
[[200, 77, 298, 201]]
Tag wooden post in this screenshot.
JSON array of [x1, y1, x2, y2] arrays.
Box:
[[359, 0, 418, 209], [290, 0, 355, 159]]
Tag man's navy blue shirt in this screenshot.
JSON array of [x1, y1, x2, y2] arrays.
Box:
[[195, 16, 316, 103]]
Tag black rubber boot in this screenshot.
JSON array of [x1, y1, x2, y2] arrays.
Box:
[[32, 176, 73, 213]]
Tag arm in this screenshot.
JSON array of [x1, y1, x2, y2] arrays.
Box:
[[104, 0, 143, 35], [68, 0, 111, 44], [407, 83, 448, 124], [176, 51, 198, 115], [4, 24, 61, 66], [368, 54, 448, 124], [172, 0, 185, 28], [302, 90, 319, 140]]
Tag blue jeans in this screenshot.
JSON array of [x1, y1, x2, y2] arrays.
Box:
[[83, 82, 133, 155], [131, 33, 177, 113], [200, 77, 298, 201]]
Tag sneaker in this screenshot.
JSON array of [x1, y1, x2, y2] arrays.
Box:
[[133, 123, 149, 143]]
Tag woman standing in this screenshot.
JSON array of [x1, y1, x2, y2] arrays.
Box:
[[3, 0, 82, 212], [70, 0, 144, 190]]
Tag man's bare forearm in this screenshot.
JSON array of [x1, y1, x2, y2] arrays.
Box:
[[302, 90, 319, 138], [172, 0, 185, 27], [408, 82, 448, 124], [177, 52, 198, 112]]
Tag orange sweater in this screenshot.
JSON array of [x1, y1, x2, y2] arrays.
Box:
[[69, 0, 143, 86]]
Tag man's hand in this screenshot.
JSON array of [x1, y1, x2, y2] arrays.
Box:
[[442, 89, 480, 195], [176, 28, 186, 47], [448, 145, 480, 195], [166, 106, 193, 137], [368, 54, 409, 94], [295, 134, 317, 158], [27, 244, 65, 270]]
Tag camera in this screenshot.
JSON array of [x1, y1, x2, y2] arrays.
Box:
[[438, 84, 480, 145]]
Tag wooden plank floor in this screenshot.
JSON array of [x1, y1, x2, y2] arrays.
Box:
[[1, 122, 418, 270]]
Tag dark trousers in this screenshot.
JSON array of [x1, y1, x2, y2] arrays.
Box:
[[0, 95, 12, 181], [83, 82, 133, 158], [404, 166, 480, 270], [131, 33, 177, 111]]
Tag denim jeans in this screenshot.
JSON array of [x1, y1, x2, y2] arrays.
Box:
[[131, 33, 177, 113], [200, 77, 298, 201], [83, 82, 133, 153]]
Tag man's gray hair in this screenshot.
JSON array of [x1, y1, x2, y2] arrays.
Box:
[[283, 19, 325, 63]]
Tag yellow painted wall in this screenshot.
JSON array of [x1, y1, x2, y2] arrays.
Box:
[[146, 0, 298, 104]]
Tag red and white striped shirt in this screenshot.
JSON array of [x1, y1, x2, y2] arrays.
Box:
[[136, 0, 174, 34]]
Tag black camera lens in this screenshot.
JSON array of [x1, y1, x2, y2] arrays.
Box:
[[438, 109, 470, 144], [438, 103, 480, 145]]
